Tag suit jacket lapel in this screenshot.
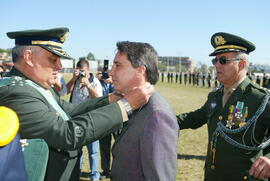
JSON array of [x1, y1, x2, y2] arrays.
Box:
[[112, 102, 148, 151], [112, 111, 138, 150]]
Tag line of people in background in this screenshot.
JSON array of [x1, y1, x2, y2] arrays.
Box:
[[161, 71, 219, 88], [161, 71, 270, 89], [248, 72, 270, 89]]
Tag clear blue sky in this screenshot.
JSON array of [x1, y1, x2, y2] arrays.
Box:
[[1, 0, 270, 66]]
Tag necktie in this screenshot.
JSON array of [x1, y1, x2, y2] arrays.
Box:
[[222, 88, 232, 107]]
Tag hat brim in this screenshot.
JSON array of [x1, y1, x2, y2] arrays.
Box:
[[209, 49, 243, 56], [40, 45, 74, 60]]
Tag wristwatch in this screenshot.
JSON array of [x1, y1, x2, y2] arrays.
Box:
[[120, 98, 133, 115]]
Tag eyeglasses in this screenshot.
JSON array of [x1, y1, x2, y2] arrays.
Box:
[[212, 56, 241, 65]]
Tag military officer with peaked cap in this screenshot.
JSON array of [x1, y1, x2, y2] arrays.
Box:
[[0, 27, 153, 181], [177, 32, 270, 181]]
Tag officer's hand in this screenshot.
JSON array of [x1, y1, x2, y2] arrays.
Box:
[[249, 156, 270, 179], [124, 82, 154, 110]]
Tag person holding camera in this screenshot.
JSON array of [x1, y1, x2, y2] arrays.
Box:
[[67, 59, 103, 181], [67, 60, 102, 101]]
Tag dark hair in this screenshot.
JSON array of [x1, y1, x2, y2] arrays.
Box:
[[116, 41, 159, 84], [76, 59, 89, 68]]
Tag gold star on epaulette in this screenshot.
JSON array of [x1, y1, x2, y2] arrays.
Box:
[[60, 32, 69, 42]]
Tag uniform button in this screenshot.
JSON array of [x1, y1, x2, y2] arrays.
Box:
[[243, 175, 248, 180], [210, 165, 215, 169], [218, 116, 223, 120]]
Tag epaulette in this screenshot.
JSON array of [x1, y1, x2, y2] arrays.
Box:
[[0, 76, 26, 87], [250, 81, 269, 94]]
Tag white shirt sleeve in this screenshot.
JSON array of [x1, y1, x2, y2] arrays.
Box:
[[91, 77, 103, 97]]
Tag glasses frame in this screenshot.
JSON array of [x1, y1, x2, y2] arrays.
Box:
[[212, 56, 241, 65]]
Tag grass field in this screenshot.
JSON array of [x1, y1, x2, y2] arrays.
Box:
[[62, 74, 211, 181]]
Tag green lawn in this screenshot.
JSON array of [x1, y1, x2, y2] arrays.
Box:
[[62, 74, 211, 181]]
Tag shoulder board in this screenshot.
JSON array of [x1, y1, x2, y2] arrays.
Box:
[[250, 82, 269, 93], [0, 77, 12, 87], [0, 76, 26, 87]]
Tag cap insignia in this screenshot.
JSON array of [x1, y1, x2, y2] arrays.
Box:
[[214, 36, 226, 46], [60, 32, 69, 42]]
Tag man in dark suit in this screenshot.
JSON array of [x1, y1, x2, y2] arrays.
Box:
[[177, 32, 270, 181], [109, 41, 179, 181], [0, 28, 153, 181]]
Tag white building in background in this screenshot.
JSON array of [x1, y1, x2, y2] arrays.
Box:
[[158, 56, 194, 73]]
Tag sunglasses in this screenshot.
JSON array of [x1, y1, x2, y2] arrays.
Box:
[[212, 56, 241, 65]]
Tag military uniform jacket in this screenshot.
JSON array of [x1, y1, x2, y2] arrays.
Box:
[[177, 77, 270, 181], [0, 68, 123, 181], [111, 92, 179, 181]]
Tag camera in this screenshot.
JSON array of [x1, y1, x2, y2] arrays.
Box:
[[79, 70, 86, 78], [101, 59, 109, 79]]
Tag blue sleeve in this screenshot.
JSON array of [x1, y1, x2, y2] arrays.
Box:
[[0, 134, 27, 181], [109, 84, 114, 93], [58, 77, 67, 96]]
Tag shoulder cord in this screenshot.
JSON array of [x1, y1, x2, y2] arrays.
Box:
[[213, 93, 270, 151]]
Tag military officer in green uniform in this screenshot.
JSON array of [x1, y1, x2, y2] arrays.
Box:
[[177, 32, 270, 181], [0, 27, 153, 181]]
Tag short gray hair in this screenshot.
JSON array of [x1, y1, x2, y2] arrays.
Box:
[[12, 45, 40, 63], [236, 52, 249, 70]]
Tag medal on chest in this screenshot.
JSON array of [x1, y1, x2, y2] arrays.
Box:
[[226, 101, 248, 129]]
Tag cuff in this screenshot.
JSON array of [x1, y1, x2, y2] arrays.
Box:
[[117, 101, 129, 122]]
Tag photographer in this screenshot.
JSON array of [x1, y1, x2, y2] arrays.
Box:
[[67, 60, 102, 100], [66, 59, 103, 181]]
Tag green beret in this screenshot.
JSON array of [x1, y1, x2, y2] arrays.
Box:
[[6, 27, 73, 60], [209, 32, 255, 56]]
